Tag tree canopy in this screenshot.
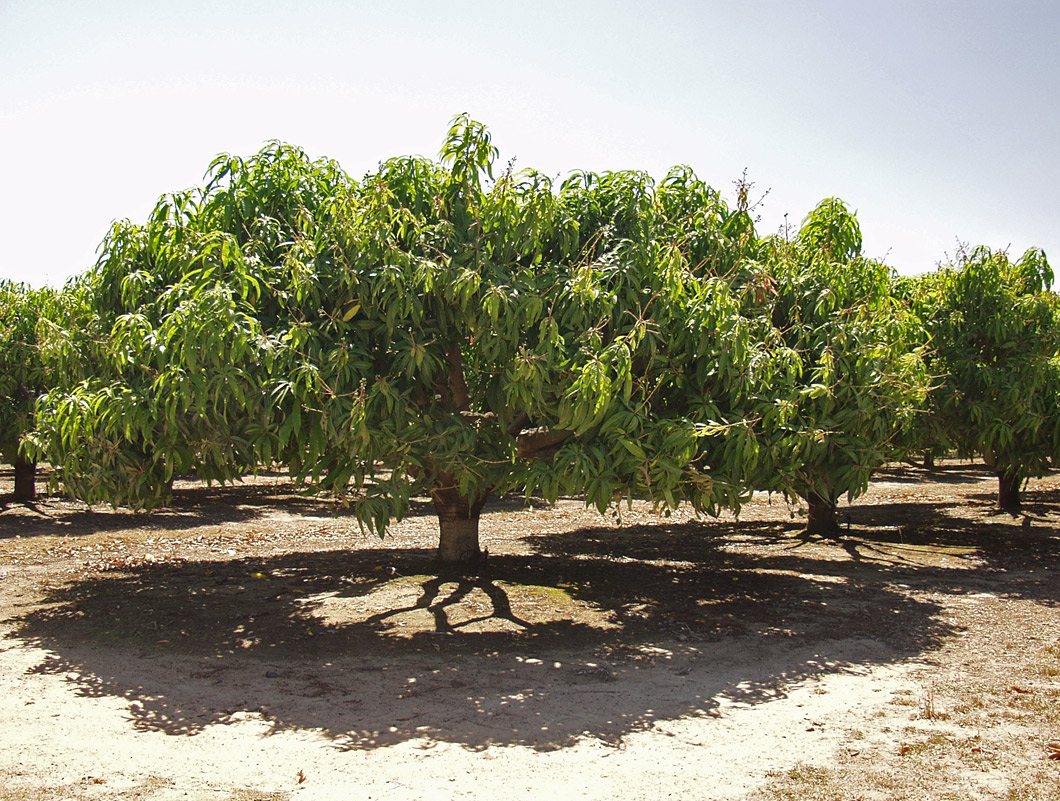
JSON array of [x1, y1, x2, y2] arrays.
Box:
[[913, 245, 1060, 510], [749, 200, 930, 534], [33, 116, 786, 560], [23, 116, 1054, 555]]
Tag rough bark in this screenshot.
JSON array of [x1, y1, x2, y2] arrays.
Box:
[[997, 471, 1021, 513], [431, 486, 487, 565], [13, 455, 36, 502], [806, 491, 840, 537]]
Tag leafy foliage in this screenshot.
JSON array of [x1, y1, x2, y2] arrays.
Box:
[[751, 200, 930, 531], [917, 245, 1060, 507], [0, 282, 62, 461], [33, 116, 777, 554], [31, 141, 352, 507], [32, 116, 1045, 548]]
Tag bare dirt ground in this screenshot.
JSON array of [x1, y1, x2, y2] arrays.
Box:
[[0, 461, 1057, 801]]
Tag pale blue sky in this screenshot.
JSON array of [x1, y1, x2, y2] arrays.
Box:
[[2, 0, 1057, 287]]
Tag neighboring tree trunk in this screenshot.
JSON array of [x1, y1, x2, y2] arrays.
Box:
[[806, 491, 840, 537], [13, 454, 37, 502], [997, 471, 1021, 513], [922, 452, 936, 470], [431, 486, 487, 565]]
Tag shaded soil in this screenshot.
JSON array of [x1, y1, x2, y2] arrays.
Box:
[[0, 461, 1057, 800]]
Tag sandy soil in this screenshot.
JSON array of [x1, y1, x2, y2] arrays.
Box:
[[0, 462, 1057, 800]]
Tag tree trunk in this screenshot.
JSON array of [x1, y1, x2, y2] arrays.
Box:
[[431, 487, 487, 565], [922, 452, 936, 470], [997, 471, 1021, 513], [806, 491, 840, 537], [13, 455, 36, 502]]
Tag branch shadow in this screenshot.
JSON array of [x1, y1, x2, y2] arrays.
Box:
[[784, 493, 1059, 605]]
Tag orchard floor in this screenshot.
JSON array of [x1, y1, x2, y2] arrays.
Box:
[[0, 462, 1058, 801]]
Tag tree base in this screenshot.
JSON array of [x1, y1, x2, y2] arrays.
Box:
[[13, 456, 36, 503], [432, 488, 487, 565], [998, 472, 1021, 513], [806, 491, 840, 538]]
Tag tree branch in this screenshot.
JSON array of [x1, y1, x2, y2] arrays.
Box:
[[506, 412, 530, 437], [446, 344, 470, 411], [515, 426, 573, 460]]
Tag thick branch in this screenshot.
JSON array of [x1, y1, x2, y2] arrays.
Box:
[[446, 345, 470, 412], [506, 412, 531, 437], [516, 426, 573, 460]]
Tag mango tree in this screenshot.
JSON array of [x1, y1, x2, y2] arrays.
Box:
[[0, 281, 66, 501], [891, 273, 953, 469], [918, 246, 1060, 511], [34, 116, 781, 563], [749, 199, 930, 536], [31, 142, 353, 509]]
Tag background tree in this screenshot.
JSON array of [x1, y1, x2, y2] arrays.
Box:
[[750, 199, 930, 536], [892, 273, 954, 470], [31, 142, 353, 508], [0, 282, 65, 501], [919, 245, 1060, 511], [34, 116, 781, 563]]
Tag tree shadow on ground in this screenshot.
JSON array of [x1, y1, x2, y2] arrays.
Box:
[[801, 493, 1059, 605], [0, 473, 539, 540], [8, 467, 1059, 753], [963, 484, 1060, 523], [0, 474, 440, 540], [530, 514, 1056, 604], [8, 522, 960, 753], [872, 461, 993, 485]]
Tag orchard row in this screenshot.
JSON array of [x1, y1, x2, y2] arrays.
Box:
[[2, 116, 1055, 562]]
